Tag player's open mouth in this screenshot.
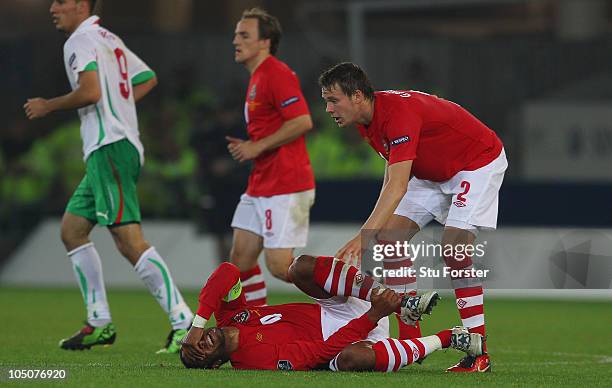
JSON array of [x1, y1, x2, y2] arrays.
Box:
[[333, 116, 342, 124]]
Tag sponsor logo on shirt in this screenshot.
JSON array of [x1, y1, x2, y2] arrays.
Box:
[[280, 96, 299, 108], [453, 201, 467, 208], [277, 360, 293, 371], [256, 332, 263, 342], [249, 84, 257, 101], [390, 135, 411, 147], [69, 53, 77, 69]]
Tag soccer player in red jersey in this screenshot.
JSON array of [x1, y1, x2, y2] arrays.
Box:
[[180, 255, 483, 371], [226, 8, 315, 306], [319, 62, 507, 372]]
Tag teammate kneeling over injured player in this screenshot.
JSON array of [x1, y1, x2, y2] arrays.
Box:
[[180, 255, 484, 371]]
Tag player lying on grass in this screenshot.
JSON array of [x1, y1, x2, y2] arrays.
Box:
[[180, 255, 484, 371]]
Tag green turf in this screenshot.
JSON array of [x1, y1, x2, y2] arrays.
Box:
[[1, 288, 611, 387]]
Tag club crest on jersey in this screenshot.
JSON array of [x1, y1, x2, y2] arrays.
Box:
[[383, 141, 390, 154], [277, 360, 293, 371], [249, 84, 257, 101], [232, 309, 250, 323], [390, 135, 411, 147]]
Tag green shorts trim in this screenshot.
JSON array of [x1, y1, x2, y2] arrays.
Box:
[[66, 139, 141, 226]]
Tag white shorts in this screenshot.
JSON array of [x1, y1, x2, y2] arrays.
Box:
[[395, 149, 508, 232], [317, 296, 389, 343], [231, 189, 315, 249]]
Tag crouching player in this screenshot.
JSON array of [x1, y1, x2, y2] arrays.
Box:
[[180, 255, 484, 371]]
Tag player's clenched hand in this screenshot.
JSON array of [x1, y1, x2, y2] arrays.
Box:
[[335, 234, 362, 266], [24, 98, 51, 119], [367, 288, 401, 323], [226, 136, 264, 162], [180, 327, 207, 363]]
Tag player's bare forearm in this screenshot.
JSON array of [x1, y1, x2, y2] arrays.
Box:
[[227, 115, 312, 162], [256, 114, 312, 152], [384, 163, 390, 186], [133, 76, 157, 102], [360, 160, 412, 231], [48, 70, 101, 112], [24, 71, 100, 119], [380, 163, 389, 194], [361, 185, 404, 230]]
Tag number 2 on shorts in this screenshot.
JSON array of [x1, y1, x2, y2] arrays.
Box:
[[457, 181, 471, 203]]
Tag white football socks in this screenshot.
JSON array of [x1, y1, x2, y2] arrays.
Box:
[[68, 242, 112, 327], [134, 247, 193, 330], [418, 334, 443, 354]]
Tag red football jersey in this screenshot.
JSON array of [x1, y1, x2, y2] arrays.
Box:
[[244, 56, 315, 196], [197, 263, 377, 371], [356, 91, 503, 182]]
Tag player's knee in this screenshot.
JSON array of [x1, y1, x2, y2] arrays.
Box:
[[229, 247, 257, 269], [60, 221, 88, 250], [288, 255, 316, 283], [443, 254, 473, 269], [336, 347, 373, 371], [113, 239, 131, 259], [109, 229, 148, 262], [59, 225, 73, 248]]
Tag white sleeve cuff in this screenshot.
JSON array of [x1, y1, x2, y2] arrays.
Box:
[[192, 314, 207, 329]]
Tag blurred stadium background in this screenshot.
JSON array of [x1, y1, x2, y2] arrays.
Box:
[[1, 0, 610, 293]]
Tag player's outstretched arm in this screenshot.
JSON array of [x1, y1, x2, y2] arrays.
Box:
[[24, 70, 101, 120], [336, 160, 412, 263]]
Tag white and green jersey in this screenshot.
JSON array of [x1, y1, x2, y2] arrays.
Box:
[[63, 16, 155, 164]]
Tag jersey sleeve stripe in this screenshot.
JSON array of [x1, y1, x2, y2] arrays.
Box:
[[131, 70, 156, 85], [83, 61, 98, 71]]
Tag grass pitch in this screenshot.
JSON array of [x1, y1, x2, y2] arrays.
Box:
[[1, 288, 611, 387]]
